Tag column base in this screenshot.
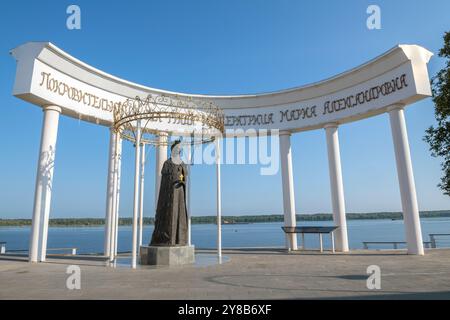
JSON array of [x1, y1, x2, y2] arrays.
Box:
[[139, 245, 195, 266]]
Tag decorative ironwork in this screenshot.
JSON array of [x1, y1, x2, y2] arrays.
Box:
[[113, 93, 225, 146]]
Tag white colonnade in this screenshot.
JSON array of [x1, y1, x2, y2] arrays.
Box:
[[117, 132, 169, 267], [29, 106, 61, 262], [138, 143, 146, 248], [131, 121, 142, 268], [279, 131, 298, 251], [105, 128, 148, 266], [28, 105, 426, 266], [15, 42, 432, 264], [324, 123, 349, 252], [276, 104, 423, 254], [104, 129, 123, 262], [388, 105, 424, 255], [279, 127, 349, 252], [215, 137, 222, 259], [112, 137, 122, 259], [184, 140, 193, 246], [104, 129, 116, 257]]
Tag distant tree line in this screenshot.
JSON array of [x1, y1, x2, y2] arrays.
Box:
[[1, 210, 450, 227]]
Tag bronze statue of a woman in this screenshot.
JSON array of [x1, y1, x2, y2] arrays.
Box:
[[150, 140, 189, 246]]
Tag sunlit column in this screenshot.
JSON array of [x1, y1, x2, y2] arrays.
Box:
[[185, 140, 192, 246], [131, 121, 142, 268], [388, 105, 424, 255], [111, 135, 122, 259], [215, 137, 222, 260], [28, 106, 61, 262], [279, 131, 298, 251], [324, 123, 349, 252], [109, 133, 118, 260], [138, 143, 146, 247], [104, 129, 117, 257]]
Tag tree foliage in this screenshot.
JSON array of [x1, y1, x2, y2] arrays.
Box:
[[425, 31, 450, 196]]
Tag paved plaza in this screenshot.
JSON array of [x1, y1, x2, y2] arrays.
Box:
[[1, 248, 450, 299]]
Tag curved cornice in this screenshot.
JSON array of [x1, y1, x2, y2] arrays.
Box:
[[10, 42, 433, 132]]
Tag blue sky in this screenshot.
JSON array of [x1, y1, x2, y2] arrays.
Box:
[[0, 0, 449, 218]]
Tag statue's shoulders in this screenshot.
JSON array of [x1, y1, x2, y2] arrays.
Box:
[[167, 157, 185, 166], [162, 158, 186, 174], [162, 158, 175, 174], [165, 158, 184, 166]]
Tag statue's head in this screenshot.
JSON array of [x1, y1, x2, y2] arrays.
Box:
[[170, 139, 182, 156]]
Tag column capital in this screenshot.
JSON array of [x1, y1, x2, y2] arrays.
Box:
[[386, 104, 405, 113], [323, 122, 339, 130], [157, 132, 169, 144], [42, 105, 62, 113], [279, 130, 292, 137], [158, 131, 169, 137]]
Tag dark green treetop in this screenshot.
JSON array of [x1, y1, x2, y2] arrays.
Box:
[[425, 31, 450, 196]]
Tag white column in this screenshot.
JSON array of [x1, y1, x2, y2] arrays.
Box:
[[185, 141, 192, 246], [279, 131, 298, 251], [104, 129, 116, 257], [215, 137, 222, 258], [29, 106, 61, 263], [324, 123, 349, 252], [138, 143, 146, 247], [388, 105, 424, 255], [109, 133, 118, 260], [155, 133, 168, 208], [131, 122, 142, 268], [111, 136, 122, 259]]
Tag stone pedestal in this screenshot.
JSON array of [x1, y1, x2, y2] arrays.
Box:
[[139, 245, 195, 266]]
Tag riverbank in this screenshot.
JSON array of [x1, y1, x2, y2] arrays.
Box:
[[1, 210, 449, 227]]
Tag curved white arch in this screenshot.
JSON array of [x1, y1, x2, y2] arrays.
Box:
[[11, 42, 432, 134], [13, 42, 433, 262]]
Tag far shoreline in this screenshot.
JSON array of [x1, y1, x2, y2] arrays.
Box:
[[1, 210, 449, 227]]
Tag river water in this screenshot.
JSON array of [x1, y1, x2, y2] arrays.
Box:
[[1, 218, 450, 253]]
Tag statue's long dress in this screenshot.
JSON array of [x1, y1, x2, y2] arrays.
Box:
[[150, 158, 188, 246]]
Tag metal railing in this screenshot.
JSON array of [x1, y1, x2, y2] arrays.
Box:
[[1, 246, 77, 255], [429, 234, 450, 249], [362, 241, 433, 250]]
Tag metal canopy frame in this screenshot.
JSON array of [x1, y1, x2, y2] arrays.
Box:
[[112, 93, 225, 146]]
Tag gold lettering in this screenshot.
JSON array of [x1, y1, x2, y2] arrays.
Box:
[[37, 72, 122, 113], [39, 72, 50, 87]]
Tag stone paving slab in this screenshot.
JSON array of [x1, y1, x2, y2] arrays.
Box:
[[1, 249, 450, 299]]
